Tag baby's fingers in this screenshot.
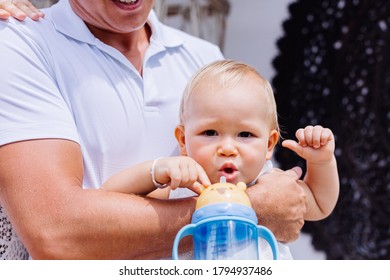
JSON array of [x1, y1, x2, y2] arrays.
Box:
[[282, 139, 304, 158], [187, 181, 205, 195], [295, 128, 306, 147], [185, 164, 210, 195], [169, 160, 210, 191], [196, 163, 211, 187], [319, 128, 333, 146], [310, 125, 325, 148], [297, 125, 329, 148]]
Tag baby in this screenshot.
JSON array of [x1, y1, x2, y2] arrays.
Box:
[[102, 59, 339, 258]]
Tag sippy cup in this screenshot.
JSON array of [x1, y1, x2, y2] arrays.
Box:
[[172, 177, 279, 260]]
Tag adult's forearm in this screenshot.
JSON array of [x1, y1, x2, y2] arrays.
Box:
[[0, 139, 196, 259], [13, 189, 196, 259]]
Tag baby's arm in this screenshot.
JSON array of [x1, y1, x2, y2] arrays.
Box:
[[282, 125, 339, 221], [101, 156, 210, 196]]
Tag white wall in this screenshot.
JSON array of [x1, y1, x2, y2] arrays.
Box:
[[223, 0, 290, 80], [223, 0, 325, 260]]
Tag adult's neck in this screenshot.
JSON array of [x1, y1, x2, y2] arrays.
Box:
[[87, 24, 152, 75]]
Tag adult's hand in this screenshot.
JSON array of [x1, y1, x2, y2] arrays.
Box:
[[0, 0, 44, 21], [246, 167, 307, 243]]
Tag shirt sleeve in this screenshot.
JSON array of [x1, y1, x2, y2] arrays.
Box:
[[0, 21, 79, 146]]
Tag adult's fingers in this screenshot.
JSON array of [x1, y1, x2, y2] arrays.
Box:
[[0, 1, 26, 20], [283, 166, 303, 179], [0, 0, 44, 21], [14, 0, 45, 20], [21, 0, 44, 18], [0, 9, 11, 19]]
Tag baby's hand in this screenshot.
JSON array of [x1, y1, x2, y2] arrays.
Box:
[[282, 125, 335, 163], [153, 156, 210, 194]]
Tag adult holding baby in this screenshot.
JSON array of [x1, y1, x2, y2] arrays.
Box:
[[0, 0, 306, 259]]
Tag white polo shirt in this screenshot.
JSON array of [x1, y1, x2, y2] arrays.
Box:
[[0, 0, 223, 189], [0, 0, 223, 260]]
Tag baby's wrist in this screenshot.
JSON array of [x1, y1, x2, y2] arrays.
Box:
[[307, 155, 337, 167], [151, 157, 169, 189]]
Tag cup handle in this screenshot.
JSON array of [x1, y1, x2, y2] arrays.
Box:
[[257, 226, 279, 260], [172, 224, 196, 260]]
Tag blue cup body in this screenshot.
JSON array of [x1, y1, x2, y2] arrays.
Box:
[[172, 203, 279, 260], [192, 218, 260, 259]]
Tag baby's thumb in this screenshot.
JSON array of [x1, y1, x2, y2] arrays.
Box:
[[282, 139, 304, 157]]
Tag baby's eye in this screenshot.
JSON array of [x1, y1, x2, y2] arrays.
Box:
[[202, 130, 218, 136], [238, 131, 253, 138]]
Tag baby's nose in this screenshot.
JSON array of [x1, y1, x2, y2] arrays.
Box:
[[217, 138, 238, 157]]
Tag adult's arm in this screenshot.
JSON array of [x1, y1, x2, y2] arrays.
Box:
[[0, 16, 196, 259], [0, 139, 196, 259], [247, 168, 307, 243], [0, 0, 44, 20]]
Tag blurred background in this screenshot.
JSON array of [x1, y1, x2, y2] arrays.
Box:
[[31, 0, 390, 260]]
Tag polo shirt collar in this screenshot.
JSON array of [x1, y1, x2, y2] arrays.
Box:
[[51, 0, 96, 45], [147, 9, 184, 48]]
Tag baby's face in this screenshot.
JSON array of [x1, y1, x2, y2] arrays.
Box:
[[179, 75, 278, 185]]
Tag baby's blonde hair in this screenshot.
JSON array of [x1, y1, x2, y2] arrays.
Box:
[[179, 59, 280, 134]]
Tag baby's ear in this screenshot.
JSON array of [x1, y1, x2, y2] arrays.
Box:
[[237, 182, 247, 191], [266, 129, 279, 160], [174, 125, 187, 155]]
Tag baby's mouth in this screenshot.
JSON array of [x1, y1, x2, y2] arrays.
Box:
[[218, 162, 238, 181], [223, 167, 235, 174]]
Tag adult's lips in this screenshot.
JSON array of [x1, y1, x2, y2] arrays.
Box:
[[115, 0, 138, 4], [113, 0, 141, 10]]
